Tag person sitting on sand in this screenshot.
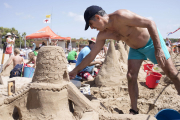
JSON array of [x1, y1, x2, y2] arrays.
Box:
[[26, 52, 37, 68], [67, 48, 77, 63], [4, 48, 24, 70], [72, 37, 103, 81], [69, 5, 180, 115], [4, 48, 24, 78]]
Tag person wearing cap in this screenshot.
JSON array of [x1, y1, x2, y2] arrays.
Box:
[[6, 32, 16, 57], [67, 48, 77, 63], [31, 41, 36, 51], [69, 5, 180, 115], [72, 37, 103, 81]]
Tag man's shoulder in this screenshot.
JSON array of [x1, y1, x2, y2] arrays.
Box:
[[111, 9, 130, 16]]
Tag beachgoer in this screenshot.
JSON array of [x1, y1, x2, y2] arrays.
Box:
[[69, 5, 180, 115], [33, 47, 39, 56], [166, 43, 171, 54], [5, 32, 16, 57], [165, 38, 171, 48], [67, 48, 77, 63], [20, 49, 26, 58], [4, 48, 24, 70], [31, 41, 36, 51], [177, 38, 180, 53], [72, 38, 103, 81], [42, 42, 46, 47], [26, 52, 37, 68]]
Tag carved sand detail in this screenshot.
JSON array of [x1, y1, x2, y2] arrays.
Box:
[[0, 46, 156, 120]]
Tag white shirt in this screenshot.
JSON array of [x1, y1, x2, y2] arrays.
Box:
[[6, 38, 15, 48]]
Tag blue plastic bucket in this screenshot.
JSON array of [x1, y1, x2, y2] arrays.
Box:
[[24, 67, 35, 78], [155, 109, 180, 120]]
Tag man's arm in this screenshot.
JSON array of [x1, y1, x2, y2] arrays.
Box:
[[89, 61, 102, 66], [69, 37, 105, 79], [116, 10, 165, 66]]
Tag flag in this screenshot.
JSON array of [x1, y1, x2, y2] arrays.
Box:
[[46, 15, 51, 18], [43, 18, 50, 23]]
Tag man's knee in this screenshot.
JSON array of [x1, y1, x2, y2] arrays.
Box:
[[127, 71, 138, 82]]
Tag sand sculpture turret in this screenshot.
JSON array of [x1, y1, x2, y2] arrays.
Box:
[[95, 40, 146, 87], [0, 46, 156, 120], [95, 40, 127, 87]]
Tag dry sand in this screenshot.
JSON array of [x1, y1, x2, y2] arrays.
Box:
[[0, 46, 180, 120]]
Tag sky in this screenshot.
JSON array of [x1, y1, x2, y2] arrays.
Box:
[[0, 0, 180, 39]]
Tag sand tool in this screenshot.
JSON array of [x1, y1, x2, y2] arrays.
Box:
[[0, 42, 7, 73]]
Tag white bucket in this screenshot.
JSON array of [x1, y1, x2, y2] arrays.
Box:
[[67, 64, 72, 72], [80, 84, 91, 95]]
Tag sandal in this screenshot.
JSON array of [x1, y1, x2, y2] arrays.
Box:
[[129, 109, 139, 115]]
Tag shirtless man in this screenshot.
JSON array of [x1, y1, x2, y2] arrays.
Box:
[[4, 48, 24, 70], [69, 5, 180, 114]]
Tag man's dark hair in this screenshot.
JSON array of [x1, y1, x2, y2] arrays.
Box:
[[90, 10, 107, 20], [89, 41, 94, 45]]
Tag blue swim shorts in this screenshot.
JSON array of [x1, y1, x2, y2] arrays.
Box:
[[128, 29, 170, 64]]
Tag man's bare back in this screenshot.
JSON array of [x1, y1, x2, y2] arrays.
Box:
[[97, 9, 151, 49]]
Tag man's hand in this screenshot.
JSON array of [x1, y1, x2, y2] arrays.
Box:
[[155, 48, 166, 67], [69, 70, 78, 80]]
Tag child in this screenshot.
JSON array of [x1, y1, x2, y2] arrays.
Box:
[[33, 47, 39, 56], [26, 52, 37, 68], [4, 48, 24, 78]]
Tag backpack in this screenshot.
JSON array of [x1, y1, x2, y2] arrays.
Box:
[[10, 64, 23, 78]]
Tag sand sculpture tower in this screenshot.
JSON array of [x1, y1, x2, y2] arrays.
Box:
[[116, 41, 128, 64], [32, 46, 69, 84], [95, 40, 126, 87]]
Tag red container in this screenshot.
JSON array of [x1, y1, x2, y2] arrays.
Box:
[[143, 64, 154, 72], [146, 71, 162, 89]]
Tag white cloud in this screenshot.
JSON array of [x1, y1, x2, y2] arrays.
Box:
[[15, 12, 24, 16], [4, 3, 11, 8], [68, 12, 84, 22], [23, 15, 34, 19], [146, 16, 153, 20]]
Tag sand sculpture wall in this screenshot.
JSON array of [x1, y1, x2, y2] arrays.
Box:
[[0, 46, 156, 120]]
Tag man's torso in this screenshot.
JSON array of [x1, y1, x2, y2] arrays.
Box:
[[98, 11, 150, 49]]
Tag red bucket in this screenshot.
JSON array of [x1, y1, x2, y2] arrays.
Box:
[[146, 71, 162, 89], [143, 64, 154, 72]]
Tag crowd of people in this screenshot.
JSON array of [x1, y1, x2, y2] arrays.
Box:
[[3, 32, 107, 80]]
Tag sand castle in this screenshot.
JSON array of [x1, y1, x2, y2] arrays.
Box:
[[95, 40, 146, 87], [95, 40, 126, 87], [91, 41, 180, 116], [0, 46, 157, 120]]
